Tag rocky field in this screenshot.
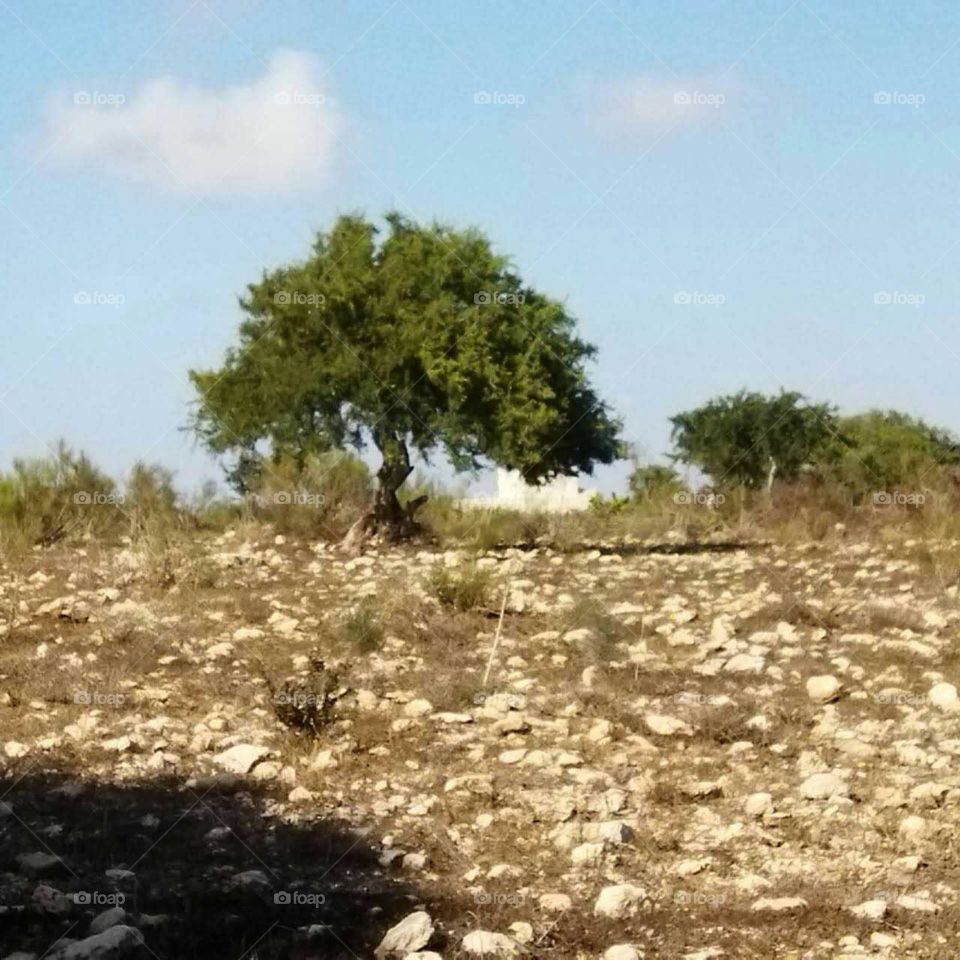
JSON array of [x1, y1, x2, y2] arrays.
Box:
[[2, 531, 960, 959]]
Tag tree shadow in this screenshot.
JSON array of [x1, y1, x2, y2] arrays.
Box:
[[0, 767, 437, 959]]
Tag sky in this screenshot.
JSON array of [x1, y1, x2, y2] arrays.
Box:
[[2, 0, 960, 495]]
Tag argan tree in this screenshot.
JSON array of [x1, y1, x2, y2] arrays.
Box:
[[189, 213, 622, 540], [670, 389, 836, 491]]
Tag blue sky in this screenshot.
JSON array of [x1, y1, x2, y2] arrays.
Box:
[[2, 0, 960, 494]]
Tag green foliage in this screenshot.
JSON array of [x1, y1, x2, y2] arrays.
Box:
[[430, 563, 492, 612], [189, 212, 622, 511], [588, 492, 631, 515], [247, 451, 372, 537], [0, 442, 119, 545], [670, 390, 836, 490], [628, 464, 682, 501], [818, 410, 960, 497], [339, 600, 383, 653], [125, 462, 179, 535]]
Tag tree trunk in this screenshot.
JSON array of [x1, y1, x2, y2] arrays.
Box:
[[339, 431, 428, 551]]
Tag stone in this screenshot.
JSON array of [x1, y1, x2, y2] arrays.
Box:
[[48, 926, 144, 959], [724, 654, 765, 674], [604, 947, 643, 960], [644, 714, 692, 737], [89, 906, 126, 934], [212, 744, 271, 775], [403, 699, 433, 718], [799, 772, 848, 800], [850, 899, 887, 921], [375, 911, 434, 958], [806, 675, 841, 703], [744, 792, 773, 817], [751, 896, 807, 912], [930, 682, 959, 712], [461, 931, 520, 957], [594, 884, 648, 918], [539, 893, 572, 912], [17, 852, 64, 877]]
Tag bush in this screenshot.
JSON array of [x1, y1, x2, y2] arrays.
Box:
[[0, 442, 119, 546], [339, 600, 384, 652], [247, 451, 373, 538], [429, 563, 492, 612]]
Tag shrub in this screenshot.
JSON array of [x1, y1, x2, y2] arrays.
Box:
[[339, 600, 384, 652], [429, 563, 492, 612]]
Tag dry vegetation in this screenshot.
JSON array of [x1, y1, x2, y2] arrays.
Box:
[[2, 517, 960, 958]]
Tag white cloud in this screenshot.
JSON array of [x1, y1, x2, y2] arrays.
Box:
[[43, 50, 339, 193], [593, 76, 736, 142]]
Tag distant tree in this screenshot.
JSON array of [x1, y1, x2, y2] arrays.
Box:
[[189, 212, 622, 541], [628, 463, 682, 501], [670, 390, 837, 491], [819, 410, 960, 497]]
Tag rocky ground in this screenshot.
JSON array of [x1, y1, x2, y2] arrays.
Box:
[[2, 530, 960, 958]]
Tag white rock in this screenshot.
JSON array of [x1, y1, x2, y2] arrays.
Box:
[[539, 892, 572, 912], [724, 653, 765, 674], [799, 772, 849, 800], [806, 675, 841, 703], [604, 947, 643, 960], [49, 926, 144, 959], [744, 792, 773, 817], [404, 699, 434, 718], [375, 911, 434, 957], [212, 744, 271, 775], [88, 906, 126, 934], [644, 714, 692, 737], [751, 896, 807, 912], [899, 815, 928, 841], [850, 899, 887, 921], [461, 930, 520, 957], [930, 682, 959, 712], [594, 883, 648, 918]]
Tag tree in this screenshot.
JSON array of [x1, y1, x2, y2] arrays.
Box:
[[189, 213, 622, 540], [628, 463, 682, 501], [670, 389, 836, 491], [818, 410, 960, 498]]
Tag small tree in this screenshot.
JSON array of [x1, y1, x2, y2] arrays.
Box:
[[628, 463, 682, 501], [670, 390, 836, 492], [819, 410, 960, 498], [189, 213, 622, 540]]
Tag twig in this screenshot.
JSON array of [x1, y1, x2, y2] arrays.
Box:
[[481, 582, 509, 689]]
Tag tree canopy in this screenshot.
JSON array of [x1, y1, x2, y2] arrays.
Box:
[[189, 212, 622, 535], [670, 389, 836, 490]]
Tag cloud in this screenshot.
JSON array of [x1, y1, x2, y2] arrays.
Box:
[[592, 75, 736, 143], [43, 51, 339, 193]]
